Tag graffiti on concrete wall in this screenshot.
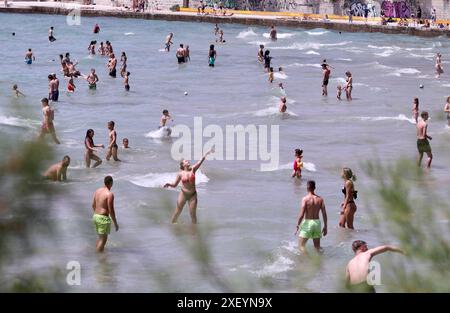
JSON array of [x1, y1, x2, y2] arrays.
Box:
[[204, 0, 238, 9], [381, 0, 411, 18], [241, 0, 313, 11], [344, 1, 377, 17]]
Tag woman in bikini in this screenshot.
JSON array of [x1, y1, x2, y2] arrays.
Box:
[[345, 71, 353, 101], [85, 129, 104, 168], [339, 167, 357, 229], [412, 97, 419, 123], [164, 149, 213, 224]]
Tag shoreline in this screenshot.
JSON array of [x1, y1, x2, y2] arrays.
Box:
[[1, 3, 450, 38]]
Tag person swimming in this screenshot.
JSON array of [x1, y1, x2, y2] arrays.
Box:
[[12, 84, 25, 97], [292, 149, 303, 178], [25, 48, 34, 64], [279, 96, 287, 113]]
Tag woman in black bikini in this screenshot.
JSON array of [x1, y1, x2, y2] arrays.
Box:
[[164, 149, 213, 224], [339, 167, 357, 229]]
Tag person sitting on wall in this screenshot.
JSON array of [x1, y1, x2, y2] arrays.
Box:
[[197, 0, 206, 15], [381, 16, 387, 25]]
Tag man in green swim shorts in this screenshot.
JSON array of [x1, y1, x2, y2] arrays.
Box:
[[416, 111, 433, 168], [295, 180, 328, 253], [92, 175, 119, 252]]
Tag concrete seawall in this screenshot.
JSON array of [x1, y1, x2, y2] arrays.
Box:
[[1, 5, 449, 38]]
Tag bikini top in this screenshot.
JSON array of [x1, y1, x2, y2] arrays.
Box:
[[342, 187, 358, 199], [181, 171, 195, 185]]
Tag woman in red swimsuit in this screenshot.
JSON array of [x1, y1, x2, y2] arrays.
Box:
[[164, 149, 213, 224]]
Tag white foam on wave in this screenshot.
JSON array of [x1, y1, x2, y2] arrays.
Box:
[[285, 62, 321, 69], [368, 45, 401, 50], [358, 114, 415, 124], [259, 162, 316, 172], [274, 72, 288, 80], [336, 58, 352, 61], [305, 30, 329, 36], [405, 47, 433, 51], [145, 127, 172, 139], [263, 32, 295, 39], [387, 68, 421, 77], [250, 254, 295, 277], [304, 50, 320, 55], [0, 115, 39, 129], [247, 40, 270, 46], [374, 50, 395, 57], [272, 41, 351, 51], [124, 32, 135, 36], [129, 170, 209, 188], [253, 107, 297, 117], [237, 28, 258, 38], [408, 53, 435, 59]]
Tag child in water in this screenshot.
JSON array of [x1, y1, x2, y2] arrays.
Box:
[[337, 85, 342, 100], [67, 78, 76, 93], [12, 84, 25, 97], [292, 149, 303, 178], [269, 67, 274, 83], [279, 96, 287, 113]]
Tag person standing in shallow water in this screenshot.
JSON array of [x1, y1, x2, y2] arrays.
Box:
[[416, 111, 433, 168], [269, 25, 277, 40], [339, 167, 357, 229], [345, 71, 353, 100], [412, 97, 419, 123], [85, 129, 104, 168], [106, 121, 120, 162], [108, 53, 117, 78], [444, 96, 450, 127], [39, 98, 60, 144], [322, 63, 331, 96], [208, 44, 217, 67], [92, 175, 119, 253], [164, 149, 213, 224], [294, 180, 328, 253]]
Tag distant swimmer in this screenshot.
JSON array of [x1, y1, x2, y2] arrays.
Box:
[[124, 71, 130, 91], [48, 26, 56, 42], [416, 111, 433, 168], [164, 149, 214, 224], [269, 25, 277, 40], [322, 63, 331, 96], [108, 53, 117, 78], [176, 44, 185, 64], [278, 82, 284, 91], [120, 52, 127, 77], [85, 129, 104, 168], [294, 180, 328, 253], [106, 121, 121, 162], [185, 45, 191, 62], [39, 98, 60, 144], [98, 42, 106, 56], [214, 23, 219, 36], [88, 41, 97, 55], [67, 77, 76, 93], [292, 149, 303, 178], [12, 84, 25, 97], [435, 53, 443, 79], [67, 61, 81, 78], [337, 85, 342, 100], [43, 155, 70, 182], [269, 67, 274, 83], [93, 23, 100, 34], [339, 168, 357, 229], [86, 68, 99, 90], [412, 97, 419, 123], [165, 33, 174, 52], [264, 50, 272, 71], [258, 44, 264, 62], [346, 240, 404, 292], [92, 175, 119, 253], [345, 71, 353, 101], [216, 29, 225, 43], [122, 138, 130, 149], [48, 74, 59, 102], [444, 96, 450, 127], [160, 109, 173, 127], [279, 96, 287, 113], [105, 41, 113, 57], [208, 44, 217, 67], [24, 48, 35, 64]]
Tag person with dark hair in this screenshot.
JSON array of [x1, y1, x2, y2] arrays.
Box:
[[292, 149, 303, 178], [295, 180, 328, 252], [124, 72, 130, 91], [208, 44, 217, 67], [412, 97, 420, 123], [164, 149, 214, 224], [92, 175, 119, 252], [48, 26, 56, 42], [269, 25, 277, 40], [264, 50, 272, 71], [24, 48, 34, 65], [43, 155, 70, 181], [108, 53, 117, 77], [416, 111, 433, 168], [39, 98, 60, 144], [346, 240, 404, 292], [322, 63, 331, 96], [106, 121, 120, 162], [176, 44, 185, 64], [84, 129, 104, 168]]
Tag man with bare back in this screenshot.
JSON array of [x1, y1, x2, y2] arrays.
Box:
[[416, 111, 433, 168], [106, 121, 120, 162]]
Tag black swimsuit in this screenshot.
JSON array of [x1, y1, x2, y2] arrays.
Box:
[[342, 187, 357, 204]]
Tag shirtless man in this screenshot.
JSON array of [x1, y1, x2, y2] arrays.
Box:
[[50, 74, 59, 102], [258, 45, 264, 62], [39, 98, 60, 144], [322, 64, 331, 96], [294, 180, 328, 252], [176, 44, 185, 64], [165, 33, 174, 52], [86, 68, 99, 90], [269, 25, 277, 40], [43, 155, 70, 181], [124, 72, 130, 91], [12, 84, 25, 97], [160, 109, 173, 127], [279, 96, 287, 113], [444, 97, 450, 127], [416, 111, 433, 168], [25, 48, 35, 64], [108, 53, 117, 78], [346, 240, 404, 292], [122, 138, 130, 149], [106, 121, 120, 162], [92, 176, 119, 252], [48, 26, 56, 42]]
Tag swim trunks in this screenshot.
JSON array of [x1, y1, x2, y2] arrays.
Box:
[[25, 58, 32, 65], [125, 84, 130, 91], [447, 113, 450, 120], [322, 79, 329, 86], [41, 122, 55, 134], [417, 138, 431, 153], [92, 214, 111, 235], [299, 219, 322, 239], [49, 36, 56, 42], [51, 90, 59, 102], [89, 83, 97, 90], [109, 68, 116, 78], [177, 56, 185, 64], [209, 57, 215, 67], [346, 282, 376, 293]]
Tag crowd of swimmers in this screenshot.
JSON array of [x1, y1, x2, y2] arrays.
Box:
[[14, 21, 450, 292]]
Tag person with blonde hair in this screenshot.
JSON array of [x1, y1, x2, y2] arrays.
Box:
[[339, 167, 357, 229]]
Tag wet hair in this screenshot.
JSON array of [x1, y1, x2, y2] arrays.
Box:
[[264, 50, 270, 56], [65, 52, 70, 57], [295, 149, 303, 156], [50, 26, 54, 30], [306, 180, 316, 191], [62, 155, 71, 164], [122, 52, 126, 56], [180, 44, 184, 48], [12, 32, 15, 36], [108, 121, 115, 127], [342, 167, 356, 181], [41, 98, 49, 104], [269, 67, 274, 72], [59, 54, 63, 59], [259, 44, 264, 49], [86, 129, 94, 138], [48, 74, 54, 80], [346, 71, 352, 76], [281, 97, 286, 103], [28, 48, 32, 51], [126, 72, 130, 76], [413, 97, 419, 106], [447, 96, 450, 103], [100, 41, 104, 45], [420, 111, 429, 118], [279, 67, 283, 71], [210, 44, 215, 50], [179, 159, 186, 170], [123, 138, 129, 142], [352, 240, 367, 252], [13, 84, 18, 90], [163, 109, 169, 114], [104, 175, 113, 186]]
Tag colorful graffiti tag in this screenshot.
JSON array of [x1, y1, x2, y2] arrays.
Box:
[[381, 0, 411, 18]]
